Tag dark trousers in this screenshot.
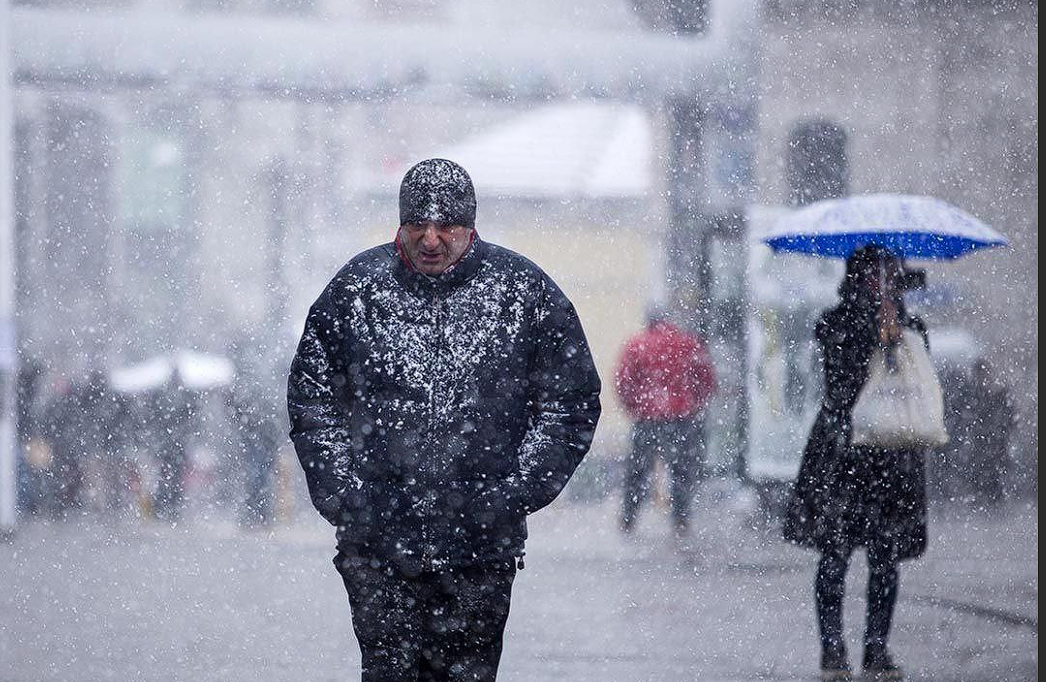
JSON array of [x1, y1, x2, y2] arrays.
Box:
[[335, 554, 516, 682], [815, 543, 899, 657], [622, 418, 703, 528]]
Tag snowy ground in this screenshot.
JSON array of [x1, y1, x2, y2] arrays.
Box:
[[1, 486, 1037, 682]]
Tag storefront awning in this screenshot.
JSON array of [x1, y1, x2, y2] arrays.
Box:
[[13, 1, 758, 103]]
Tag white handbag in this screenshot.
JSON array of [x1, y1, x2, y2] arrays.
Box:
[[851, 328, 949, 449]]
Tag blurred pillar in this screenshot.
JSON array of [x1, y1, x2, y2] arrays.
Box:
[[43, 102, 114, 371], [662, 92, 759, 481], [663, 97, 708, 331], [1, 0, 18, 536], [266, 159, 290, 348]]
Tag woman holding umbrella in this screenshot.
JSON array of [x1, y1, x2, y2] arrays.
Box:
[[768, 194, 1005, 681], [783, 245, 928, 682]]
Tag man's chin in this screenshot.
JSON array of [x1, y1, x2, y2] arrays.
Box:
[[417, 262, 448, 275]]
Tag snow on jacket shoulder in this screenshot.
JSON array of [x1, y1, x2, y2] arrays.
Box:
[[287, 237, 601, 569]]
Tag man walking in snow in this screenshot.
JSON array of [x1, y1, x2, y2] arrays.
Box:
[[288, 158, 601, 681], [615, 307, 716, 538]]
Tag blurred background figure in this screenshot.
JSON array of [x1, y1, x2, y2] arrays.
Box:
[[934, 365, 969, 503], [227, 380, 280, 528], [151, 372, 196, 522], [934, 357, 1016, 507], [78, 370, 126, 514], [40, 379, 84, 517], [15, 360, 46, 516], [615, 306, 716, 538], [97, 389, 143, 516], [33, 372, 119, 519]]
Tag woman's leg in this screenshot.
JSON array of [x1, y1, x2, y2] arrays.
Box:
[[816, 546, 852, 664], [864, 543, 900, 664]]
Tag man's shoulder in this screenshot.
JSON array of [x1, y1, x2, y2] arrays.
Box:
[[327, 243, 397, 286], [342, 243, 397, 276], [310, 243, 395, 311], [481, 241, 552, 283]]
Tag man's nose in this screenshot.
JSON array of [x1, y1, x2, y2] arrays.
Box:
[[421, 226, 440, 247]]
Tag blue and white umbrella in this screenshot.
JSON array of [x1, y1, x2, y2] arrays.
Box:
[[763, 194, 1007, 260]]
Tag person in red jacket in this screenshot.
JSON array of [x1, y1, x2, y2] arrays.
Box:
[[615, 307, 716, 536]]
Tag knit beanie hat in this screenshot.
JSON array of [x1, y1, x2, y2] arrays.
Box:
[[399, 158, 477, 230]]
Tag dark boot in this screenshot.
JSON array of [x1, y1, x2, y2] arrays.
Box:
[[820, 645, 852, 681], [862, 643, 903, 681]]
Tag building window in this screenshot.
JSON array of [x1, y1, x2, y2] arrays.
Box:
[[364, 0, 446, 20], [117, 124, 195, 354], [631, 0, 709, 35], [786, 118, 849, 206]]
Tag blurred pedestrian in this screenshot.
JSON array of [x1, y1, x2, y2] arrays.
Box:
[[615, 306, 715, 538], [152, 374, 195, 521], [15, 360, 46, 515], [228, 382, 280, 528], [932, 366, 968, 502], [288, 158, 601, 682], [40, 379, 84, 517], [78, 370, 126, 513], [783, 245, 930, 681]]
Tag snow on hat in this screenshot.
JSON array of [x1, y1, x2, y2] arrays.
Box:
[[399, 158, 477, 230]]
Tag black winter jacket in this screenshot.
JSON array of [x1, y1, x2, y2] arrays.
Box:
[[287, 237, 601, 570]]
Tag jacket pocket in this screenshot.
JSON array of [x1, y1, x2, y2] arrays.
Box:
[[461, 480, 527, 551], [335, 485, 375, 546]]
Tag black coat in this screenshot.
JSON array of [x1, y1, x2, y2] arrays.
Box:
[[287, 237, 601, 570], [783, 299, 929, 561]]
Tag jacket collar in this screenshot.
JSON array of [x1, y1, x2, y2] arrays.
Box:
[[390, 230, 486, 295]]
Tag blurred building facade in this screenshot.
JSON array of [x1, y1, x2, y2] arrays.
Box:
[[9, 0, 1038, 490], [755, 0, 1038, 491]]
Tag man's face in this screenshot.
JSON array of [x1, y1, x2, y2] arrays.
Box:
[[399, 221, 473, 275]]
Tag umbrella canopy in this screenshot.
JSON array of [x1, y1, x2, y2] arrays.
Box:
[[763, 194, 1007, 260], [110, 351, 235, 393]]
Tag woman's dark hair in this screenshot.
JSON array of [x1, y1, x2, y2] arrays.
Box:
[[839, 244, 901, 305]]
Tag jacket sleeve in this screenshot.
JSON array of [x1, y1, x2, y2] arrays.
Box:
[[687, 337, 717, 408], [512, 275, 602, 514], [287, 284, 357, 526]]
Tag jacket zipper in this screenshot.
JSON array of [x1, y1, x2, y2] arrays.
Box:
[[421, 287, 444, 571]]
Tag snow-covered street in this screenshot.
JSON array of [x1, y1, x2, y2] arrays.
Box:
[[2, 493, 1036, 681]]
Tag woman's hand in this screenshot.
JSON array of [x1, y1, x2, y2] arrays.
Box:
[[877, 299, 902, 346]]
